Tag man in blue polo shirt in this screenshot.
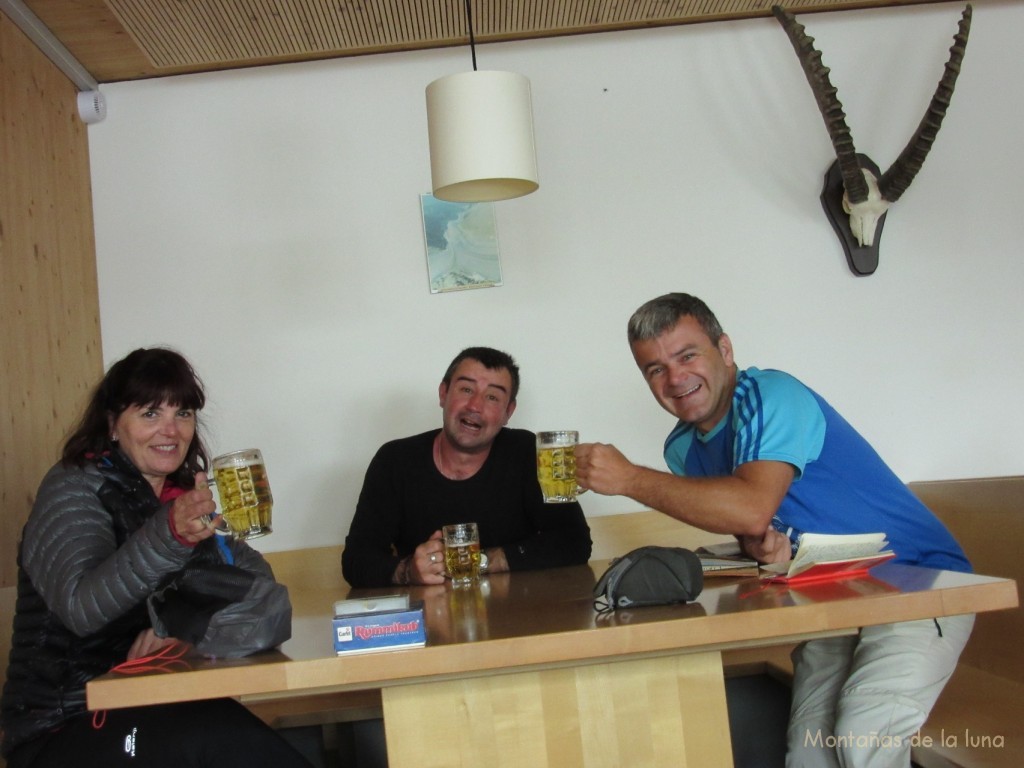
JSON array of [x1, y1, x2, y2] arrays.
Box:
[[576, 292, 973, 768]]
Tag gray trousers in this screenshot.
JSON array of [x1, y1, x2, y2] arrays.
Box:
[[786, 614, 974, 768]]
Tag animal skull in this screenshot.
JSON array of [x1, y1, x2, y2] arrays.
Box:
[[843, 169, 889, 248]]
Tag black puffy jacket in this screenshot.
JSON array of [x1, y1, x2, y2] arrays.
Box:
[[0, 451, 288, 759]]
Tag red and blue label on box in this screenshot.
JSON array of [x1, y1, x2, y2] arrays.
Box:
[[332, 601, 426, 655]]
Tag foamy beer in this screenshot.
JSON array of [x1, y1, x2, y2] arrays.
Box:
[[536, 431, 586, 503], [443, 522, 481, 586], [208, 448, 273, 540]]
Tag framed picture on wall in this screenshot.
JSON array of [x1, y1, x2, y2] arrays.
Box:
[[420, 194, 502, 294]]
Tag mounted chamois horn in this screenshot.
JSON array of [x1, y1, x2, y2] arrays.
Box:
[[772, 4, 972, 275]]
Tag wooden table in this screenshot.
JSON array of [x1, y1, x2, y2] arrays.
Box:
[[86, 560, 1018, 767]]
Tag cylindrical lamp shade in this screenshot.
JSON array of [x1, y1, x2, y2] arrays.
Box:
[[426, 70, 539, 202]]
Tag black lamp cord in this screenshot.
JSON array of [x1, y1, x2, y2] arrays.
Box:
[[465, 0, 478, 71]]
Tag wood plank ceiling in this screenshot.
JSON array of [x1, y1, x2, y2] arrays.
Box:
[[18, 0, 952, 84]]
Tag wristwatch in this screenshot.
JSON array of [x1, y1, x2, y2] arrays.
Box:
[[479, 551, 490, 574]]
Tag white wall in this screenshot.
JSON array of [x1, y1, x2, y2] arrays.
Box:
[[88, 4, 1024, 554]]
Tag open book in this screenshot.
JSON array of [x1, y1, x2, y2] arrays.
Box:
[[759, 532, 895, 584]]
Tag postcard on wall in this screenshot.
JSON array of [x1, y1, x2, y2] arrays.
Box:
[[420, 194, 502, 294]]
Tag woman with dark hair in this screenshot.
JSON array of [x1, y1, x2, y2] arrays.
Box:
[[0, 348, 311, 768]]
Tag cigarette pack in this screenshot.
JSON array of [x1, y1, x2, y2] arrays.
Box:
[[332, 599, 426, 655]]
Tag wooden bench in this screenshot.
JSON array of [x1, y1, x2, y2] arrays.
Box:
[[906, 477, 1024, 768], [587, 509, 732, 560]]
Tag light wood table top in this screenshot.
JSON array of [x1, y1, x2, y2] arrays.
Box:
[[85, 559, 1018, 712]]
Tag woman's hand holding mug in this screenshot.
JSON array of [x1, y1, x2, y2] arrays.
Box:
[[171, 471, 217, 544]]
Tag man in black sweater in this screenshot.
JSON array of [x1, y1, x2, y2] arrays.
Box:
[[342, 346, 592, 587]]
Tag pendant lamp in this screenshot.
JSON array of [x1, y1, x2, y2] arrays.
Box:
[[425, 0, 539, 203]]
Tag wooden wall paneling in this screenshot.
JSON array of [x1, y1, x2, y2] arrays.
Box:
[[1, 11, 103, 588]]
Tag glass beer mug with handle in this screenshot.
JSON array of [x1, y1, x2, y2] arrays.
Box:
[[201, 448, 274, 540], [443, 522, 481, 587], [536, 431, 588, 503]]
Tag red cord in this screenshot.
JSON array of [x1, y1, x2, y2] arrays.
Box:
[[92, 640, 193, 730], [109, 639, 192, 675]]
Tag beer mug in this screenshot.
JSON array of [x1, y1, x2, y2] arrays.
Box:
[[536, 431, 587, 503], [443, 522, 481, 587], [203, 448, 273, 540]]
